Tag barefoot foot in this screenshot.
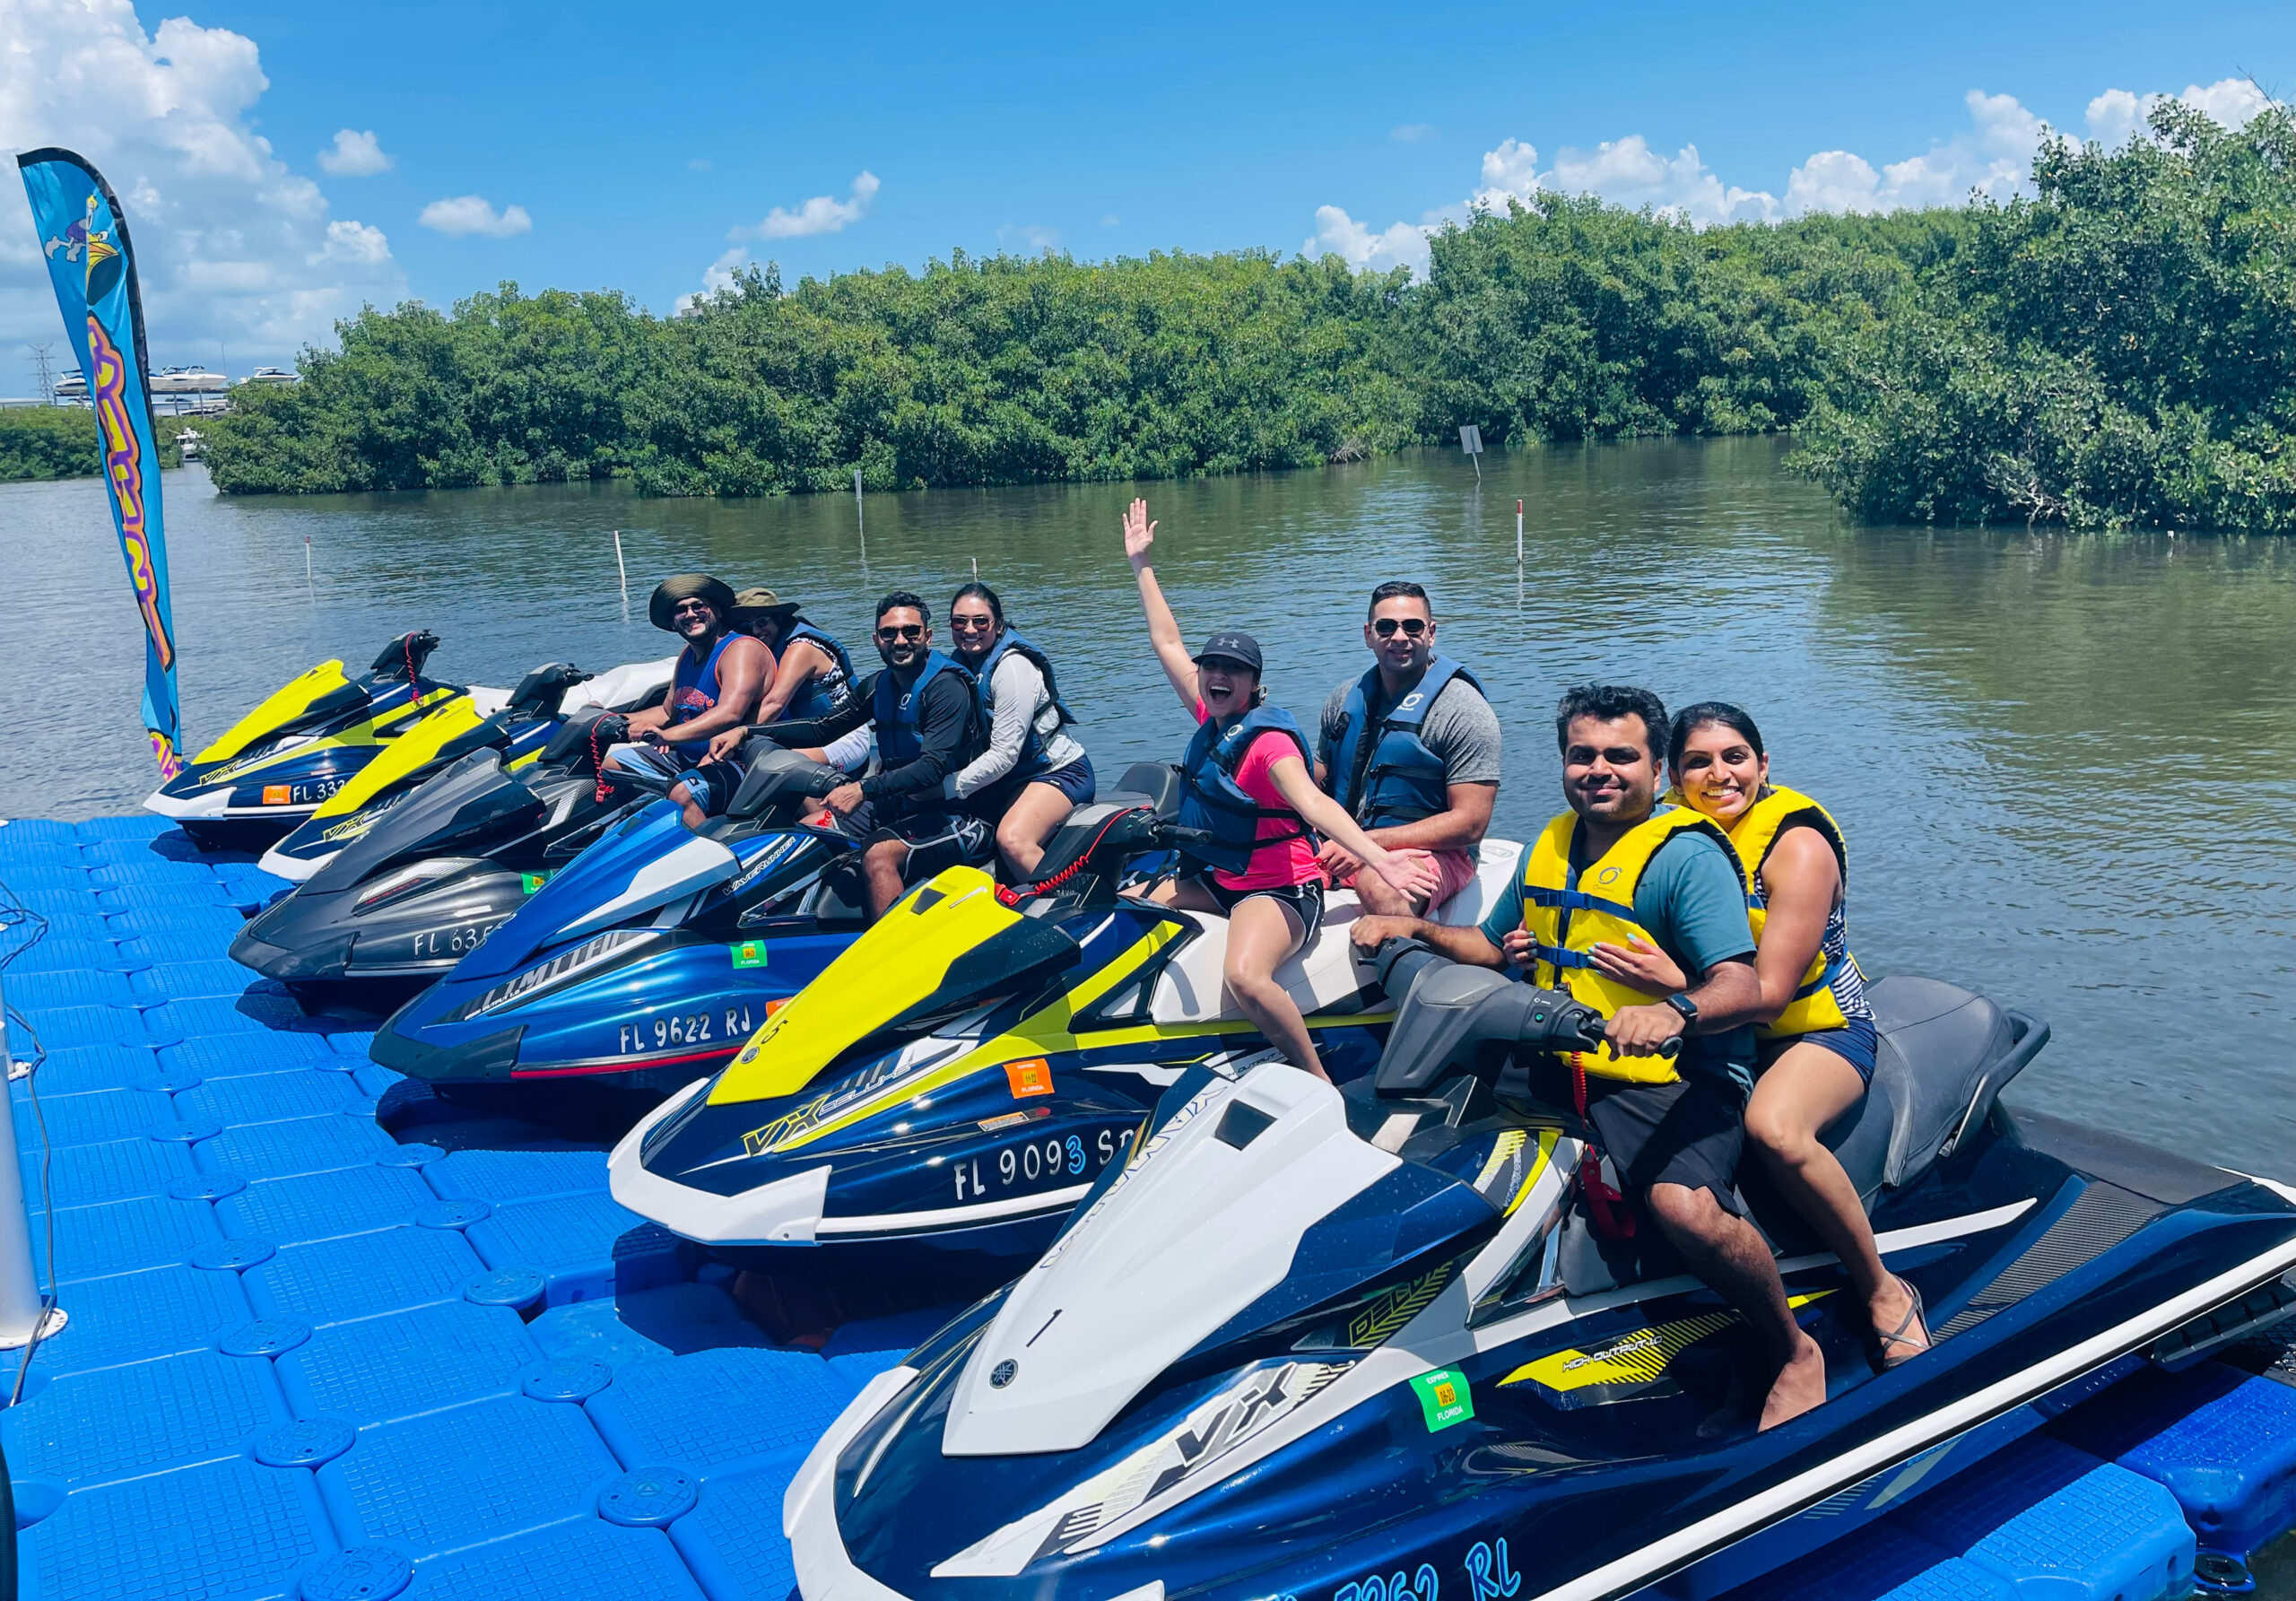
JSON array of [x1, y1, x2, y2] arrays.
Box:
[[1758, 1332, 1828, 1431]]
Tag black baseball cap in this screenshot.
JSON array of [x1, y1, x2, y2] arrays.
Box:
[[1192, 631, 1263, 674]]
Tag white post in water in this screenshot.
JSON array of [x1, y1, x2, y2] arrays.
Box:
[[1516, 498, 1525, 566], [0, 975, 63, 1350], [1458, 423, 1483, 483], [304, 534, 313, 593], [612, 530, 628, 598]]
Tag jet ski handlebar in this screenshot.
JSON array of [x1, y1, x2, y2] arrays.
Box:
[[1365, 937, 1674, 1098]]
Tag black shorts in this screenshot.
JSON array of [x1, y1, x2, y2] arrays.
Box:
[[860, 811, 995, 882], [1521, 1058, 1750, 1216], [1199, 876, 1326, 945]]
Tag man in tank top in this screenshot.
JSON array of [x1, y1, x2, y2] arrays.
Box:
[[604, 573, 771, 830]]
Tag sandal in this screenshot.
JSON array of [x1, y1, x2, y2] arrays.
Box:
[[1875, 1275, 1931, 1370]]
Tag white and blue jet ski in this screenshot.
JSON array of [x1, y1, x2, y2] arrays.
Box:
[[783, 941, 2296, 1601]]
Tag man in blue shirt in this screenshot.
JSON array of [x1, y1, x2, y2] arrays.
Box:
[[1352, 684, 1828, 1431]]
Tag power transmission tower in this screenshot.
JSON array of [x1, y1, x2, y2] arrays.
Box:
[[27, 343, 55, 405]]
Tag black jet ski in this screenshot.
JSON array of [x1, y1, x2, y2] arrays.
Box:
[[252, 655, 674, 883], [783, 944, 2296, 1601], [607, 778, 1522, 1257], [230, 691, 663, 993], [145, 631, 485, 849]]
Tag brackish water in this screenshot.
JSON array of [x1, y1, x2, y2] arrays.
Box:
[[1, 439, 2291, 1170]]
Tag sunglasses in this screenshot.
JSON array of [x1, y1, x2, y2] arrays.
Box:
[[949, 614, 997, 632], [875, 623, 927, 642], [1371, 617, 1430, 638], [672, 600, 715, 616]]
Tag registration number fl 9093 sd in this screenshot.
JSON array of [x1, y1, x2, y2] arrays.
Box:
[[618, 1004, 756, 1056], [952, 1128, 1121, 1202]]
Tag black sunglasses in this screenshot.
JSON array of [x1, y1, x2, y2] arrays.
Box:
[[875, 623, 926, 642], [948, 614, 997, 631], [1371, 617, 1430, 638]]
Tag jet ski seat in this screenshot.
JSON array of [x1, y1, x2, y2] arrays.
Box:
[[1555, 976, 2052, 1293], [1099, 761, 1184, 820]]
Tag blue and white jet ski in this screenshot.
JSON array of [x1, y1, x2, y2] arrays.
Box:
[[784, 944, 2296, 1601], [367, 745, 873, 1091]]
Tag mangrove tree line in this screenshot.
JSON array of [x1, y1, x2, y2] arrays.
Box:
[[191, 100, 2296, 531]]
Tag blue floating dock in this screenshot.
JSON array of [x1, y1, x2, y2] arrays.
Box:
[[5, 816, 2295, 1601]]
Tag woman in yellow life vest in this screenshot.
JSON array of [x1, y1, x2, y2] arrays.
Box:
[[1585, 702, 1930, 1369]]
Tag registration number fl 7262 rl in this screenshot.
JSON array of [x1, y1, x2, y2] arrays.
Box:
[[617, 1004, 757, 1056]]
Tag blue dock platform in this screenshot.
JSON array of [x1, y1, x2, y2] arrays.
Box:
[[4, 814, 2293, 1601]]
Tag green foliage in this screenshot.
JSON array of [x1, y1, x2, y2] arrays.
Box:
[[0, 405, 187, 482], [1793, 103, 2296, 529]]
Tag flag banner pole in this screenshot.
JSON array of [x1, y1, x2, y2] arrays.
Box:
[[18, 148, 185, 778]]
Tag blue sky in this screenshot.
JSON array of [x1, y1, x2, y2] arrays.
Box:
[[4, 0, 2294, 371]]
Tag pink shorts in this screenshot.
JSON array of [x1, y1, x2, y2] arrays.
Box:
[[1337, 847, 1481, 911]]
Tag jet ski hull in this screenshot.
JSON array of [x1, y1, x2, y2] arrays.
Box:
[[370, 927, 855, 1086], [231, 861, 542, 990], [786, 989, 2296, 1601]]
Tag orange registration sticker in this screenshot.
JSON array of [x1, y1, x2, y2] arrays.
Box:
[[1004, 1057, 1054, 1099], [763, 997, 791, 1020], [261, 784, 293, 805]]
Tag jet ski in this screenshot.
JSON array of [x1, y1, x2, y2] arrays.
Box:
[[781, 944, 2296, 1601], [366, 744, 881, 1092], [605, 781, 1522, 1257], [230, 688, 672, 993], [253, 655, 675, 883], [147, 631, 488, 849]]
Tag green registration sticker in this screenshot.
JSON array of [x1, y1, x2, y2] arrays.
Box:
[[1411, 1368, 1474, 1432], [730, 940, 769, 969], [520, 872, 550, 894]]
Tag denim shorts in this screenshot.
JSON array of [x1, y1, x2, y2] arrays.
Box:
[[1757, 1014, 1879, 1084]]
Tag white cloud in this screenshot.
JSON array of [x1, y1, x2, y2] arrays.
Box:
[[1315, 75, 2288, 270], [674, 245, 751, 314], [2086, 76, 2273, 148], [0, 0, 404, 362], [1306, 204, 1432, 274], [740, 170, 878, 240], [418, 195, 532, 238], [309, 219, 389, 265], [317, 127, 391, 176], [997, 222, 1061, 254]]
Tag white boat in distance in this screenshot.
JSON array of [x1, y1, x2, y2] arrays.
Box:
[[150, 365, 229, 395]]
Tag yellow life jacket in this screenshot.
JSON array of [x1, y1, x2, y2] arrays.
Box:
[[1714, 786, 1866, 1040], [1520, 807, 1735, 1084]]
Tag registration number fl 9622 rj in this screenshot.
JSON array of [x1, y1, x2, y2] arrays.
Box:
[[617, 1003, 757, 1056]]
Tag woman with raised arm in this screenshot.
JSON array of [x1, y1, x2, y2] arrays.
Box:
[[1587, 702, 1930, 1370], [1123, 497, 1437, 1080]]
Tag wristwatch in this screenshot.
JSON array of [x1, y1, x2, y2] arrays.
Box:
[[1664, 993, 1699, 1030]]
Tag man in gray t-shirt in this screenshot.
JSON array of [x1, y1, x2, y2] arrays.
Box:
[[1313, 581, 1502, 916]]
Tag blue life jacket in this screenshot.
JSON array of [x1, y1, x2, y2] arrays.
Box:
[[1177, 705, 1316, 878], [873, 648, 981, 766], [667, 631, 739, 759], [974, 625, 1076, 783], [780, 620, 857, 723], [1327, 657, 1482, 830]]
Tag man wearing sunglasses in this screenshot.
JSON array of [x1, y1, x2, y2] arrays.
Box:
[[1315, 580, 1501, 915], [752, 589, 990, 919], [605, 574, 772, 830]]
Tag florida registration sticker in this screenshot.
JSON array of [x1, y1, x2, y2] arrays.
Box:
[[261, 784, 292, 805], [1411, 1368, 1474, 1431], [1004, 1057, 1054, 1098], [730, 940, 768, 969]]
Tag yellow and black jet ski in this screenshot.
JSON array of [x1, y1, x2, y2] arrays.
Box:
[[609, 770, 1521, 1258], [145, 631, 491, 849]]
